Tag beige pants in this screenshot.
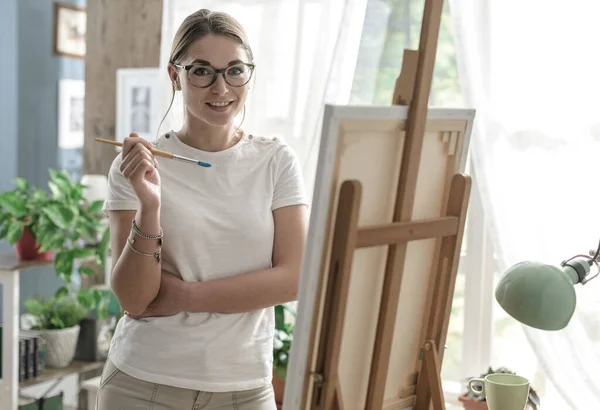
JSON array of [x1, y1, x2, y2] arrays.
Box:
[[96, 358, 277, 410]]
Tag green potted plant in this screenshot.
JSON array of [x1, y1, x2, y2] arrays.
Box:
[[0, 176, 52, 260], [0, 170, 113, 331], [459, 367, 541, 410], [24, 292, 90, 368], [0, 170, 110, 279], [273, 303, 295, 407]]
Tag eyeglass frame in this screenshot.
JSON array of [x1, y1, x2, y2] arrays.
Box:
[[170, 61, 256, 88]]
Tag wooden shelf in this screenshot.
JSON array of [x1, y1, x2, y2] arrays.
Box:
[[0, 251, 53, 272], [19, 360, 104, 389]]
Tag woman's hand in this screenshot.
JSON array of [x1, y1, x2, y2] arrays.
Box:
[[125, 270, 187, 319], [119, 133, 161, 210]]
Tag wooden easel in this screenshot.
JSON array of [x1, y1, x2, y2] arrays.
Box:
[[306, 0, 471, 408]]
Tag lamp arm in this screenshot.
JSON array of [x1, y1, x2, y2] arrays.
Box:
[[591, 238, 600, 262], [561, 256, 592, 284]]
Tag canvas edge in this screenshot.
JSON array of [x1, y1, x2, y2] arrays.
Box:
[[284, 104, 341, 410]]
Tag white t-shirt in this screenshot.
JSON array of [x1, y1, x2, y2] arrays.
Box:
[[102, 131, 309, 392]]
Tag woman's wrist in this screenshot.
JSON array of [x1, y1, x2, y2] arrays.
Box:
[[136, 206, 160, 229], [180, 281, 203, 312], [132, 208, 162, 252]]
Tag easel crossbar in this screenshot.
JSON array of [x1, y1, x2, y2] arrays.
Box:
[[356, 217, 459, 249]]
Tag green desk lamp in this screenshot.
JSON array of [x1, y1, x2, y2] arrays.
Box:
[[495, 242, 600, 331]]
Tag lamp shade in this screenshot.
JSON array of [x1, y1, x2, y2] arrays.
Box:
[[495, 261, 579, 331]]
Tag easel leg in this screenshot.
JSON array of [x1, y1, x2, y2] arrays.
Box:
[[310, 180, 362, 410], [416, 340, 445, 410], [414, 174, 471, 409]]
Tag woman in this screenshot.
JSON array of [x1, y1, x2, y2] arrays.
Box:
[[97, 9, 309, 410]]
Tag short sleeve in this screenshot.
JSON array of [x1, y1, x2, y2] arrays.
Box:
[[272, 144, 310, 211], [102, 154, 140, 212]]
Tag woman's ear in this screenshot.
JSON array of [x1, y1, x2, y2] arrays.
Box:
[[167, 64, 181, 91]]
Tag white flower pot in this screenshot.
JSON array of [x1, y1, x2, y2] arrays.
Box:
[[39, 325, 81, 368]]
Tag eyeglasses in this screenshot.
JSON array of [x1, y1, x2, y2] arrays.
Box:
[[171, 62, 255, 88]]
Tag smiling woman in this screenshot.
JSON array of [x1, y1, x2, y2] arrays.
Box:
[[97, 9, 309, 410]]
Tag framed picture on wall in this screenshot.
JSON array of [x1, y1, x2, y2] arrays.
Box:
[[53, 2, 86, 59], [58, 79, 85, 149], [116, 68, 161, 145]]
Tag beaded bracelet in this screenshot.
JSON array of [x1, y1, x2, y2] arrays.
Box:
[[131, 219, 163, 246]]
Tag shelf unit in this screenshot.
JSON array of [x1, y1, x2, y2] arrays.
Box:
[[0, 251, 104, 410]]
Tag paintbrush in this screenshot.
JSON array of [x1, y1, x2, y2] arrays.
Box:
[[94, 138, 211, 168]]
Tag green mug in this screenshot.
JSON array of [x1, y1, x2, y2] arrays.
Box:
[[468, 373, 530, 410]]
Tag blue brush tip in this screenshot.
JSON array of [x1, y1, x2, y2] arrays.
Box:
[[198, 161, 211, 168]]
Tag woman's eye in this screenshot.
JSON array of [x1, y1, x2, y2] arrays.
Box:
[[227, 67, 244, 76], [193, 67, 211, 76]]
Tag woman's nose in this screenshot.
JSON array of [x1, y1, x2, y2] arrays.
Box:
[[210, 74, 228, 95]]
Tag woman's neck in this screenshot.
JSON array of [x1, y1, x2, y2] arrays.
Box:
[[177, 116, 241, 152]]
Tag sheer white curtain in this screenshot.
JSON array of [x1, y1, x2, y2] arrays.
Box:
[[157, 0, 368, 197], [449, 0, 600, 408]]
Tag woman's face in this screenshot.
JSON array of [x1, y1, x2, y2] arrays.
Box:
[[170, 34, 252, 128]]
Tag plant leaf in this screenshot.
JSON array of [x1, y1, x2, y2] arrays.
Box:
[[77, 289, 96, 308], [87, 200, 104, 215], [96, 293, 110, 320], [71, 247, 97, 260], [31, 188, 47, 203], [0, 193, 28, 218], [42, 203, 75, 230], [98, 227, 110, 256], [75, 222, 97, 242], [7, 220, 24, 244], [38, 231, 66, 252], [55, 286, 69, 298], [54, 250, 74, 281], [48, 181, 61, 200], [49, 170, 76, 199], [78, 266, 96, 276], [0, 221, 10, 240], [275, 304, 285, 330], [50, 317, 65, 329], [12, 177, 29, 191]]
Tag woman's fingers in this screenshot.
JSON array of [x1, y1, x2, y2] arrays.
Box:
[[122, 133, 154, 158], [129, 158, 156, 182], [120, 148, 155, 179]]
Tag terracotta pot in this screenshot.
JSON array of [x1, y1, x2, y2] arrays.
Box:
[[458, 394, 529, 410], [272, 368, 285, 409], [14, 226, 53, 261], [458, 394, 489, 410]]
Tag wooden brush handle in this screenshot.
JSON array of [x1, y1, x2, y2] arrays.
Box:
[[94, 138, 174, 159]]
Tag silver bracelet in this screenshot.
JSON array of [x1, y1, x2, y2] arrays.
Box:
[[127, 237, 161, 263], [132, 219, 163, 244]]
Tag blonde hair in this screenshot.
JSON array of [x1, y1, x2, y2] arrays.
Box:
[[157, 9, 254, 139]]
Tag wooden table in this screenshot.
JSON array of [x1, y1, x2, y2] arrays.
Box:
[[0, 251, 105, 410]]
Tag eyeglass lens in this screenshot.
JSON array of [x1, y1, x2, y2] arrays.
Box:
[[188, 64, 252, 88]]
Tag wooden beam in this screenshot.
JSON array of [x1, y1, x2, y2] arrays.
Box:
[[356, 217, 459, 248], [391, 49, 419, 106], [365, 0, 445, 408], [82, 0, 163, 176]]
